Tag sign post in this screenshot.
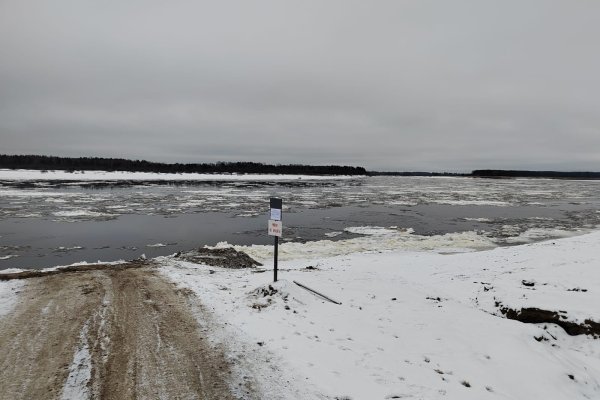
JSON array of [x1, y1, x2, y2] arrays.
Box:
[[268, 198, 282, 282]]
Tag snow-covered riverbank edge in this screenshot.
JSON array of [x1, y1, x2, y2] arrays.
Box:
[[0, 169, 359, 182], [1, 231, 598, 399], [159, 231, 600, 399]]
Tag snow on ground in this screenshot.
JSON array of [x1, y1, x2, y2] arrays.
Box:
[[0, 260, 127, 276], [504, 227, 578, 244], [61, 322, 92, 400], [0, 169, 357, 182], [0, 279, 24, 318], [160, 231, 600, 400]]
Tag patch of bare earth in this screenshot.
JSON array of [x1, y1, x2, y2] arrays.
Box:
[[0, 262, 240, 400]]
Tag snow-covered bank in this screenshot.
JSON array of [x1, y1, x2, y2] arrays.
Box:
[[0, 259, 127, 274], [0, 280, 24, 318], [0, 169, 358, 182], [213, 229, 498, 263], [160, 232, 600, 399], [210, 225, 597, 263]]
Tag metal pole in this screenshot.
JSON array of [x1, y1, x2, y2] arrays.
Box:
[[293, 281, 342, 305], [274, 236, 278, 282]]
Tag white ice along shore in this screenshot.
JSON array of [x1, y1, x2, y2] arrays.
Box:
[[158, 231, 600, 400], [0, 169, 358, 182]]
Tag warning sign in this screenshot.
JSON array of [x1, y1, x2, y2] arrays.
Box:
[[270, 208, 282, 221], [268, 219, 282, 237]]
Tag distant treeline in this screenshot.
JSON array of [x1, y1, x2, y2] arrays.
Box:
[[0, 154, 367, 176], [367, 171, 469, 177], [472, 170, 600, 179], [370, 170, 600, 179], [3, 155, 598, 179]]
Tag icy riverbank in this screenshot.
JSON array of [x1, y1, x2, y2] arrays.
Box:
[[160, 231, 600, 399], [1, 231, 598, 399]]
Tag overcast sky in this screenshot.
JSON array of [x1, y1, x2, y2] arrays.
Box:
[[1, 1, 599, 171]]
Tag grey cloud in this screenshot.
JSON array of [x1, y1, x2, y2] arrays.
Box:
[[1, 0, 599, 171]]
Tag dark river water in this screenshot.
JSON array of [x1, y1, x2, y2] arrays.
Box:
[[2, 176, 600, 269]]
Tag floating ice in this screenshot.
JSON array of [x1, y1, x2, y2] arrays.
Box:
[[0, 189, 79, 197], [53, 246, 84, 253], [53, 210, 115, 218], [324, 232, 343, 238], [344, 226, 403, 236], [433, 199, 511, 206]]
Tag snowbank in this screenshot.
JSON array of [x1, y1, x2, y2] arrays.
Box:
[[213, 229, 497, 263], [160, 231, 600, 399], [0, 169, 357, 182], [0, 280, 24, 318]]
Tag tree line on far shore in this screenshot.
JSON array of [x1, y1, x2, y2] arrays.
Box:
[[1, 155, 598, 179], [471, 170, 600, 179], [371, 170, 600, 179], [0, 154, 367, 176], [368, 171, 468, 177], [374, 170, 600, 179]]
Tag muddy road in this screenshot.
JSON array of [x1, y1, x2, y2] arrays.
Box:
[[0, 263, 245, 400]]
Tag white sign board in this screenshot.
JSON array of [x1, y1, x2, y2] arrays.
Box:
[[270, 208, 282, 221], [268, 219, 282, 237]]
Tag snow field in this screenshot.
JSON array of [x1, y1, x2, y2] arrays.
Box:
[[61, 322, 92, 400], [0, 280, 24, 318], [160, 232, 600, 400], [0, 169, 356, 182]]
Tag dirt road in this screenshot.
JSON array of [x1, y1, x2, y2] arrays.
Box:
[[0, 263, 242, 400]]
